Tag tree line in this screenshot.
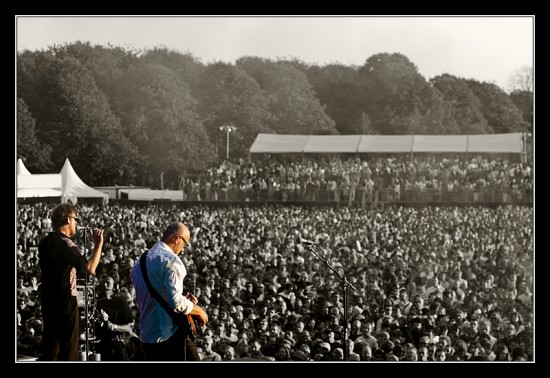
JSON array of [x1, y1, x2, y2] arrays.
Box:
[[17, 42, 533, 189]]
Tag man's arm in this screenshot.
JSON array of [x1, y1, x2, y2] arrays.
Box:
[[81, 229, 104, 275], [106, 320, 135, 334]]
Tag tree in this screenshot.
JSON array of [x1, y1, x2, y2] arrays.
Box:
[[140, 47, 205, 92], [357, 53, 445, 135], [237, 57, 337, 135], [303, 63, 366, 134], [431, 74, 490, 134], [112, 61, 213, 188], [17, 50, 137, 185], [353, 112, 380, 134], [467, 80, 529, 133], [51, 41, 140, 100], [17, 98, 52, 172], [193, 62, 273, 159], [508, 66, 533, 92], [509, 90, 533, 133]]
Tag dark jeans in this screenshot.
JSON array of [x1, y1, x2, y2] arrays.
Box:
[[141, 326, 201, 361], [39, 297, 80, 361]]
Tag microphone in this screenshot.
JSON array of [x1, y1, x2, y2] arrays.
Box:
[[78, 226, 93, 231], [299, 238, 317, 245]]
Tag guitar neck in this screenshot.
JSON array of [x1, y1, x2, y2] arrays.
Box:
[[182, 284, 193, 295]]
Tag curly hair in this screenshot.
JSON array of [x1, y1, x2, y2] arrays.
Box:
[[51, 203, 77, 229]]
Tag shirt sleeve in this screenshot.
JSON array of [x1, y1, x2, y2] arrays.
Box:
[[61, 235, 87, 270], [165, 257, 194, 315]]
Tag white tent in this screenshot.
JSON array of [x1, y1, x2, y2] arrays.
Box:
[[17, 174, 63, 198], [60, 159, 108, 204], [17, 158, 31, 175], [16, 158, 108, 203], [17, 158, 63, 198]]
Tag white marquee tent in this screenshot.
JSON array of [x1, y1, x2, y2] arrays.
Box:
[[17, 158, 108, 204], [250, 133, 525, 154]]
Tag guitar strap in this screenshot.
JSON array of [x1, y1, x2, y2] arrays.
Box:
[[139, 251, 188, 329]]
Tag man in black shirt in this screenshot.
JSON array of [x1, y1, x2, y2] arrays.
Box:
[[95, 276, 134, 360], [38, 203, 104, 361]]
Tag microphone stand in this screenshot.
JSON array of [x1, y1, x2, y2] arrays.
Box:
[[83, 229, 90, 361], [79, 227, 95, 361], [304, 243, 357, 361]]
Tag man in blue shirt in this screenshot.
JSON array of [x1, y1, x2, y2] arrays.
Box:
[[131, 222, 208, 361]]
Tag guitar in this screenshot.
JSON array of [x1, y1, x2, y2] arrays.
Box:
[[181, 285, 200, 339], [174, 311, 197, 339], [139, 252, 200, 339]]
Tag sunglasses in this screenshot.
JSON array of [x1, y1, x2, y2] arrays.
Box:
[[172, 233, 189, 250]]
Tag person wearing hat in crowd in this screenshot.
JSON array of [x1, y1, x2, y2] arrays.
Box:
[[38, 203, 104, 361], [131, 222, 208, 361]]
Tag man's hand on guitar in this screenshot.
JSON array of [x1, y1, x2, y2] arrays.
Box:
[[189, 304, 208, 326], [186, 292, 199, 305]]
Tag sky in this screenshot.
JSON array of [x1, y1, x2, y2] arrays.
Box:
[[16, 16, 534, 91]]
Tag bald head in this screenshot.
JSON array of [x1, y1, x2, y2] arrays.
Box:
[[162, 222, 187, 241], [161, 222, 190, 255]]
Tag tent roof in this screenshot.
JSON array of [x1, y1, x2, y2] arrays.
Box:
[[17, 188, 63, 198], [249, 133, 525, 154], [357, 135, 414, 153], [249, 133, 309, 153], [468, 133, 523, 153], [61, 159, 108, 202], [17, 159, 108, 202], [303, 135, 362, 153], [17, 171, 62, 198], [18, 173, 62, 189], [17, 158, 31, 175], [413, 135, 468, 153]]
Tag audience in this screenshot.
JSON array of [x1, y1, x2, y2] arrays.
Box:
[[17, 194, 533, 361]]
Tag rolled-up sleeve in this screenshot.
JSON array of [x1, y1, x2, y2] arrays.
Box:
[[165, 257, 194, 315]]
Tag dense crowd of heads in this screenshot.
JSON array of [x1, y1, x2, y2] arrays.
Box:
[[17, 199, 533, 361], [179, 155, 532, 204]]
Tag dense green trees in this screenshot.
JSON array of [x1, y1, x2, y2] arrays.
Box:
[[17, 98, 52, 172], [510, 90, 533, 132], [466, 80, 529, 134], [16, 43, 532, 188], [237, 57, 337, 135], [431, 74, 490, 134], [194, 62, 273, 159], [17, 50, 137, 186]]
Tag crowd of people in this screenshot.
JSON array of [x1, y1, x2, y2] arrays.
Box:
[[17, 200, 533, 362], [179, 155, 533, 205]]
